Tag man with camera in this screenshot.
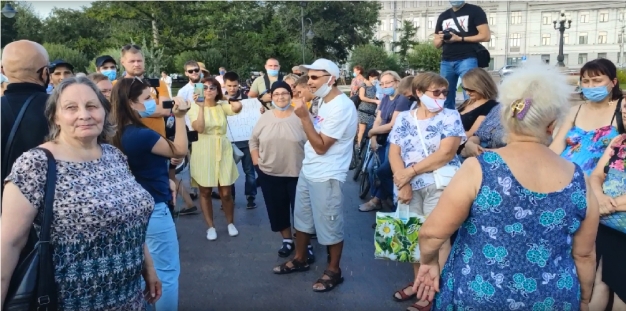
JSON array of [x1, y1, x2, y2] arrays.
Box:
[[248, 58, 283, 112], [435, 0, 490, 109]]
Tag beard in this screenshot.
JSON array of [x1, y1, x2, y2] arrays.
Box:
[[190, 76, 201, 83], [128, 69, 145, 77]]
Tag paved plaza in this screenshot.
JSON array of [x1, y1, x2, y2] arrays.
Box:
[[174, 166, 413, 311]]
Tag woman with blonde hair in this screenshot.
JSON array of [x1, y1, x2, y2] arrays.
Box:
[[413, 63, 598, 311]]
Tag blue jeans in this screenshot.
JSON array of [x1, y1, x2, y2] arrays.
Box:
[[368, 144, 390, 200], [374, 143, 394, 202], [440, 57, 478, 109], [231, 143, 257, 198], [144, 202, 180, 311]]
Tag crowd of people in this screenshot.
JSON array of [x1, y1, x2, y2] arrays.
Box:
[[1, 1, 625, 311]]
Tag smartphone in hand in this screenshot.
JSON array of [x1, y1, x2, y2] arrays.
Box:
[[162, 100, 174, 109], [194, 83, 205, 102]]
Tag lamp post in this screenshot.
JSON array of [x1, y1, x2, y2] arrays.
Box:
[[300, 2, 315, 64], [1, 3, 17, 18], [553, 10, 572, 67]]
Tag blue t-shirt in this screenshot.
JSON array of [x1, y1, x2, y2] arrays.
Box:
[[121, 125, 170, 204]]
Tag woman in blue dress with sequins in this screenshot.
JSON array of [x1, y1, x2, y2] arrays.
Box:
[[413, 64, 599, 311]]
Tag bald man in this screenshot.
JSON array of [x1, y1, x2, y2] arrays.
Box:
[[1, 40, 51, 189]]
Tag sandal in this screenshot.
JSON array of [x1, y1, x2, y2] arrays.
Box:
[[312, 269, 344, 293], [406, 301, 432, 311], [273, 259, 310, 275], [393, 283, 417, 302]]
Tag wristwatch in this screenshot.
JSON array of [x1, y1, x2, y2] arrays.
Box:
[[461, 36, 465, 42]]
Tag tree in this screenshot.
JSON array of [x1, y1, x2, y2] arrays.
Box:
[[349, 44, 400, 73], [42, 7, 109, 60], [406, 42, 442, 72], [392, 20, 419, 65], [0, 1, 44, 47], [43, 43, 90, 73], [174, 50, 227, 75]]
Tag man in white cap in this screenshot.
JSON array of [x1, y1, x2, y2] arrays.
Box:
[[272, 58, 357, 293]]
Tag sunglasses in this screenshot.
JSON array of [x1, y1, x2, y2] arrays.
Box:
[[427, 89, 449, 97], [121, 44, 142, 52], [204, 85, 217, 91], [461, 87, 476, 93], [187, 68, 200, 74], [308, 74, 330, 81]]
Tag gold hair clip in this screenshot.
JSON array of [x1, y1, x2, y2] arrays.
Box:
[[511, 98, 532, 120]]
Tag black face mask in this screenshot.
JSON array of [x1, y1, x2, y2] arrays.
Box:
[[37, 65, 50, 87]]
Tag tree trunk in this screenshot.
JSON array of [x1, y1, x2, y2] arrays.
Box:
[[151, 13, 159, 46]]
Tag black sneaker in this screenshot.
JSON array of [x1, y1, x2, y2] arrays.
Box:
[[190, 193, 198, 200], [246, 196, 257, 209], [278, 241, 294, 258], [307, 245, 316, 264], [179, 206, 199, 215], [211, 191, 221, 199]]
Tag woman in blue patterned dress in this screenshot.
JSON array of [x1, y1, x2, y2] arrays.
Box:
[[413, 64, 599, 311], [550, 58, 621, 175], [1, 77, 161, 310]]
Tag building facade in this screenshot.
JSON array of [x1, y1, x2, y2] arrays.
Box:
[[375, 1, 626, 70]]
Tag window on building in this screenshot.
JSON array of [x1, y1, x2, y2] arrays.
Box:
[[427, 1, 432, 7], [579, 32, 588, 44], [542, 34, 551, 46], [488, 37, 496, 48], [390, 19, 394, 31], [507, 57, 522, 66], [563, 33, 569, 45], [510, 33, 521, 47], [413, 18, 419, 28], [511, 12, 522, 24], [619, 53, 622, 64], [381, 20, 386, 31], [438, 1, 444, 5], [563, 54, 569, 65], [599, 10, 609, 22], [542, 14, 551, 25], [620, 10, 625, 21], [580, 12, 589, 23], [598, 53, 607, 59], [428, 17, 434, 29], [598, 31, 607, 44], [489, 13, 496, 25], [578, 53, 588, 65], [619, 34, 624, 44]]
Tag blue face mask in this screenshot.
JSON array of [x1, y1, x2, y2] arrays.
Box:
[[450, 0, 465, 8], [352, 72, 357, 78], [382, 87, 395, 96], [267, 69, 279, 77], [219, 70, 225, 75], [200, 73, 204, 79], [100, 69, 116, 81], [271, 101, 290, 111], [138, 99, 157, 118], [581, 85, 611, 102]]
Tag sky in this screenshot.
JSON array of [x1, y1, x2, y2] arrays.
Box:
[[25, 1, 93, 18]]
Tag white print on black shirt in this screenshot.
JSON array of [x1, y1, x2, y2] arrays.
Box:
[[441, 15, 469, 32]]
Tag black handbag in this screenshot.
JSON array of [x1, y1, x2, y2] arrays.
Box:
[[449, 10, 491, 68], [4, 147, 58, 311]]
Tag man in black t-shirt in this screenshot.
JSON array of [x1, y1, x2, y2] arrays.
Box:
[[435, 1, 490, 109]]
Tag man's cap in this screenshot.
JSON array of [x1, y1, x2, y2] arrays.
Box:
[[95, 55, 116, 68], [49, 60, 74, 72], [197, 62, 210, 75], [299, 59, 340, 79]]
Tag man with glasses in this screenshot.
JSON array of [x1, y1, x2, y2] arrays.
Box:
[[273, 59, 357, 293]]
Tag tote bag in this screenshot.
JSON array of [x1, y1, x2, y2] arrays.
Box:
[[374, 202, 426, 263]]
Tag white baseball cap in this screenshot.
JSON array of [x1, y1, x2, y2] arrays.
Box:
[[300, 58, 340, 79]]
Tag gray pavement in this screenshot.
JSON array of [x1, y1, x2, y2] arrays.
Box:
[[174, 165, 414, 311]]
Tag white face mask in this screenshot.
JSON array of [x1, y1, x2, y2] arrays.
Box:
[[419, 94, 445, 112], [313, 78, 333, 98]]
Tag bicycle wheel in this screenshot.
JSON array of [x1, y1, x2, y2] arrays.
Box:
[[349, 141, 359, 170], [359, 171, 370, 199]]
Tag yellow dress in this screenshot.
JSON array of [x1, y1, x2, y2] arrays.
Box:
[[187, 102, 240, 188]]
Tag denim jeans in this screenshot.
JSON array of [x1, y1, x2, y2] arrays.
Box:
[[143, 202, 180, 311], [374, 143, 394, 202], [440, 57, 478, 109], [368, 143, 390, 200], [231, 142, 257, 198]]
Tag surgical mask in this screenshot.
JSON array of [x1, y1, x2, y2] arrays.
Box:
[[271, 101, 290, 111], [313, 79, 333, 98], [219, 70, 225, 75], [101, 69, 116, 81], [200, 72, 204, 79], [450, 0, 465, 8], [352, 72, 357, 78], [382, 87, 395, 96], [138, 99, 157, 118], [419, 94, 445, 112], [581, 85, 611, 102], [267, 69, 279, 77]]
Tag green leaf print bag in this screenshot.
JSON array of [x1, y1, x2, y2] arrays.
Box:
[[374, 203, 426, 263]]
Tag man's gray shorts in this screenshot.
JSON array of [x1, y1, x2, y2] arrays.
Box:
[[293, 173, 344, 246]]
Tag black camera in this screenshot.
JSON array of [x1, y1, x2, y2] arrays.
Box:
[[443, 29, 454, 41]]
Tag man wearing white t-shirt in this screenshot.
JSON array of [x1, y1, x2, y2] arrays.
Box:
[[272, 58, 357, 293]]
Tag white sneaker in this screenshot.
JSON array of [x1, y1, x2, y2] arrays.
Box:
[[206, 227, 217, 241], [227, 223, 239, 237]]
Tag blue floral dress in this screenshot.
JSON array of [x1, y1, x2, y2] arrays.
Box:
[[434, 152, 587, 310]]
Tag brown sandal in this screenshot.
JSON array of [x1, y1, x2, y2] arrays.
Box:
[[406, 301, 432, 311], [312, 269, 344, 292], [393, 283, 417, 302]]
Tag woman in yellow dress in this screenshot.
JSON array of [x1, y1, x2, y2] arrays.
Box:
[[188, 77, 242, 241]]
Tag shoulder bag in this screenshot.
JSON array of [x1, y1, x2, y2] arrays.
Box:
[[1, 94, 38, 186], [4, 147, 58, 311], [449, 10, 491, 68], [413, 110, 458, 189], [224, 108, 244, 164]]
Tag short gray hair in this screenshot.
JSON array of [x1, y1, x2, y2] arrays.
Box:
[[45, 76, 116, 143]]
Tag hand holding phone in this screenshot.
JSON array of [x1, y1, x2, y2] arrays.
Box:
[[162, 100, 174, 109], [194, 83, 205, 102]]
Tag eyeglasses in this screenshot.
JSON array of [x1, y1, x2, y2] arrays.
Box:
[[187, 68, 200, 74], [204, 85, 217, 91], [121, 44, 142, 52], [272, 92, 291, 98], [427, 89, 449, 97], [461, 87, 476, 93], [308, 74, 330, 81]]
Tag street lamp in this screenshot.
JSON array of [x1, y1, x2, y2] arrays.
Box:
[[553, 10, 572, 67], [1, 3, 17, 18], [305, 18, 314, 40], [299, 2, 315, 63]]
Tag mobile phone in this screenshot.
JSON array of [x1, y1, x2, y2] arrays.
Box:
[[147, 78, 160, 88], [162, 100, 174, 109], [194, 83, 204, 102], [187, 130, 199, 142]]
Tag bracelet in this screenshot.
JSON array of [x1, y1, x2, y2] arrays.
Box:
[[411, 165, 418, 174], [462, 36, 465, 42]]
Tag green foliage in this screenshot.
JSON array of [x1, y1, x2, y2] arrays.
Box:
[[43, 43, 90, 73], [617, 69, 626, 85], [406, 42, 442, 72], [392, 20, 419, 66], [0, 1, 44, 47], [349, 44, 400, 73], [130, 38, 167, 78], [42, 7, 108, 60], [173, 50, 227, 74]]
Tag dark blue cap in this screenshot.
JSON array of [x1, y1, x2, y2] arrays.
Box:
[[49, 60, 74, 72], [95, 55, 116, 68]]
